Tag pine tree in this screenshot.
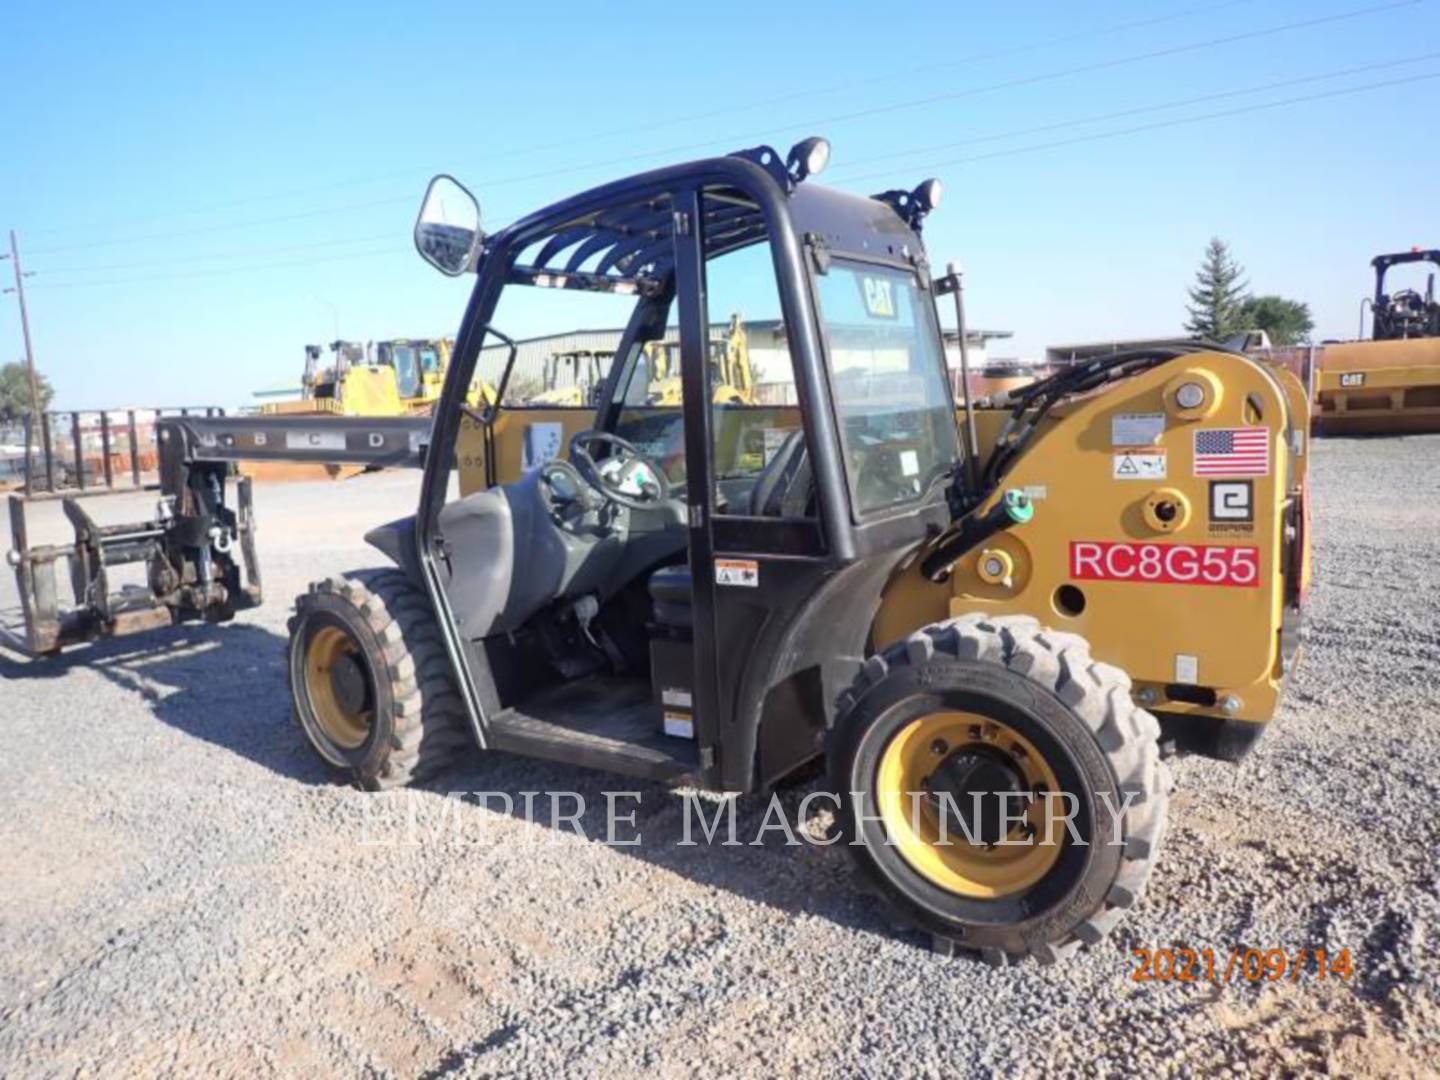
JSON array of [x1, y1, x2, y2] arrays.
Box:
[[1184, 238, 1249, 341]]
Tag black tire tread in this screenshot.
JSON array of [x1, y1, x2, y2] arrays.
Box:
[[289, 570, 469, 789], [839, 612, 1170, 964]]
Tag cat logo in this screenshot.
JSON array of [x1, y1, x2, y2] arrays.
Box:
[[862, 276, 896, 319], [1339, 372, 1365, 388]]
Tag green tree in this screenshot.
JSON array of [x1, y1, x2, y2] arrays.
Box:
[[1237, 294, 1314, 346], [0, 362, 53, 423], [1184, 237, 1249, 341]]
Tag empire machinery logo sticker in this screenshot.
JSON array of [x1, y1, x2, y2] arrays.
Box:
[[1209, 480, 1254, 535]]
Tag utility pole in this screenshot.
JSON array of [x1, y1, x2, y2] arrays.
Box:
[[2, 230, 42, 422]]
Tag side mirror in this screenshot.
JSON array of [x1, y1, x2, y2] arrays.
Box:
[[414, 175, 482, 276]]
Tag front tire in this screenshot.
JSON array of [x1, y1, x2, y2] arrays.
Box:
[[830, 614, 1169, 964], [288, 570, 471, 789]]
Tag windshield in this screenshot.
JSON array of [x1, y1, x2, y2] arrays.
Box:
[[816, 259, 961, 515], [390, 345, 421, 398]]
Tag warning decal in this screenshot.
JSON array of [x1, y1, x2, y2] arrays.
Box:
[[663, 711, 695, 739], [1111, 412, 1166, 446], [1174, 654, 1199, 684], [715, 558, 759, 587], [1113, 451, 1167, 480]]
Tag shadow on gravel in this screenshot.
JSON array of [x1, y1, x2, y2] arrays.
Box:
[[1, 629, 929, 953], [407, 752, 924, 954], [0, 621, 332, 786]]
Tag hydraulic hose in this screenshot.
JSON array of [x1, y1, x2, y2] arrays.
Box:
[[922, 490, 1035, 582]]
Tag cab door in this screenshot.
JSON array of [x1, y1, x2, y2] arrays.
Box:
[[672, 188, 853, 791]]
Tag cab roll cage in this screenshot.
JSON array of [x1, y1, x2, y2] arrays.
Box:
[[411, 146, 946, 773]]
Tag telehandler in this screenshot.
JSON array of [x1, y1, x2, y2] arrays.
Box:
[[4, 137, 1310, 964]]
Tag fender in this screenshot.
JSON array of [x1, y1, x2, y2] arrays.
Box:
[[364, 515, 423, 584]]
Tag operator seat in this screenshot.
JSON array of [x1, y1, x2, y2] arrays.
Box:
[[648, 565, 693, 630], [645, 429, 812, 631], [745, 428, 812, 518]]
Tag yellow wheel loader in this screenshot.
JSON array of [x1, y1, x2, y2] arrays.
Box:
[[9, 138, 1311, 965]]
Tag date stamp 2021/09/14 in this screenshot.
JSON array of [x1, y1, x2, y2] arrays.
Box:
[[1131, 947, 1354, 984]]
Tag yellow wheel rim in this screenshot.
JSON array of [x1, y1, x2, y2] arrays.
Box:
[[303, 625, 373, 749], [875, 711, 1066, 899]]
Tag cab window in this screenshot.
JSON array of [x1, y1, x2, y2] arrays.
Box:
[[814, 260, 961, 515], [702, 207, 809, 518], [612, 340, 688, 486]]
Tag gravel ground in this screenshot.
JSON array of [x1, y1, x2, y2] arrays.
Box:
[[2, 437, 1438, 1078]]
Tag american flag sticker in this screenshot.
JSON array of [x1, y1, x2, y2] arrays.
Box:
[[1193, 427, 1269, 477]]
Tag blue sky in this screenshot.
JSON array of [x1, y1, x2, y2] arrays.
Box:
[[2, 0, 1437, 410]]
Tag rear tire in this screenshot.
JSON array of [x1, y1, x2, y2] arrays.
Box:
[[288, 569, 471, 789], [829, 614, 1169, 964]]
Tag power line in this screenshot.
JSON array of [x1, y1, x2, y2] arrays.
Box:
[[475, 0, 1264, 158], [840, 68, 1440, 183], [827, 50, 1440, 173], [26, 247, 400, 291], [18, 0, 1257, 239], [169, 0, 1439, 200], [748, 0, 1421, 138], [29, 48, 1437, 284], [21, 0, 1419, 254], [25, 197, 412, 257], [33, 232, 397, 276], [27, 66, 1440, 293]]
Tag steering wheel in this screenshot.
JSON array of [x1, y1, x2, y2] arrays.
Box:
[[569, 430, 671, 511], [536, 458, 596, 511]]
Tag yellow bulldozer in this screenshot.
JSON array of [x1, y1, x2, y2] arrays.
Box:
[[262, 337, 495, 418]]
